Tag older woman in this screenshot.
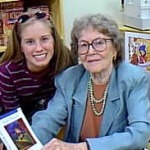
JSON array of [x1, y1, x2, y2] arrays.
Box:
[[32, 13, 150, 150]]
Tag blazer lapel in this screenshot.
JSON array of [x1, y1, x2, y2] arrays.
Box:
[[100, 68, 120, 136], [71, 71, 89, 142]]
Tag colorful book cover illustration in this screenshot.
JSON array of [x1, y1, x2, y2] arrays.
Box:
[[0, 108, 43, 150]]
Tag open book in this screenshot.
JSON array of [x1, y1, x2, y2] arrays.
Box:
[[0, 108, 43, 150]]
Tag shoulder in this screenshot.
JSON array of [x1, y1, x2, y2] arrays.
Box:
[[117, 61, 149, 83], [118, 61, 147, 75], [0, 60, 24, 76], [55, 64, 86, 87], [0, 61, 25, 79]]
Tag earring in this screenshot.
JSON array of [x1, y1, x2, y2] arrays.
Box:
[[113, 55, 116, 60]]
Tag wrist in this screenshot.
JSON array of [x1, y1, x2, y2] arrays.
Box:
[[76, 142, 89, 150]]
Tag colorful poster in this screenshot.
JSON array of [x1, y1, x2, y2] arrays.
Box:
[[125, 31, 150, 71]]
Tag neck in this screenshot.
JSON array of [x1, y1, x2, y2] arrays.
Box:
[[90, 64, 113, 85]]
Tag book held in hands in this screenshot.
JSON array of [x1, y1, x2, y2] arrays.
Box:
[[0, 107, 43, 150]]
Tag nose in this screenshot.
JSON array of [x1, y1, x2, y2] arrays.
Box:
[[88, 44, 96, 54], [35, 42, 43, 51]]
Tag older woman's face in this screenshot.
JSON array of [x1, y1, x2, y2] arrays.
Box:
[[78, 27, 117, 73]]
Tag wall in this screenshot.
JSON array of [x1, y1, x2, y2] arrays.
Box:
[[62, 0, 123, 47]]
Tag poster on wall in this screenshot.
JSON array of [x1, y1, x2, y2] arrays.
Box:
[[125, 31, 150, 71]]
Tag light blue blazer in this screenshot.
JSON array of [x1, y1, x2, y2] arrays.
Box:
[[32, 61, 150, 150]]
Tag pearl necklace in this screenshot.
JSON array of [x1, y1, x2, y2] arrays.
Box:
[[88, 76, 109, 116]]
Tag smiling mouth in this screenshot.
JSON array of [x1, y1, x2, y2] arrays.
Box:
[[88, 59, 101, 63], [34, 53, 47, 60]]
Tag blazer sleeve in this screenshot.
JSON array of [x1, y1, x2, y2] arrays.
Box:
[[31, 76, 68, 144]]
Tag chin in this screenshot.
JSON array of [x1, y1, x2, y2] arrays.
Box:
[[88, 67, 102, 73], [34, 62, 48, 68], [38, 59, 49, 65]]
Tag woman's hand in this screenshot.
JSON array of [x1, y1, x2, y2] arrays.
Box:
[[41, 138, 88, 150]]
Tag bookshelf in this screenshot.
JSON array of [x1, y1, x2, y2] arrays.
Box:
[[0, 0, 23, 53]]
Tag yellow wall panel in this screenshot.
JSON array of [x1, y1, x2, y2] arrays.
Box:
[[0, 0, 18, 2]]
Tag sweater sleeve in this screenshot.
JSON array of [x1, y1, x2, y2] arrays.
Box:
[[0, 64, 19, 112]]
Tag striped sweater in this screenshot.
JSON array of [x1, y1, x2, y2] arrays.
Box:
[[0, 60, 56, 122]]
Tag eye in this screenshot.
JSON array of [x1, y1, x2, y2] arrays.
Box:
[[25, 40, 34, 45], [78, 42, 88, 49], [42, 37, 48, 42], [94, 39, 105, 46], [41, 36, 52, 43]]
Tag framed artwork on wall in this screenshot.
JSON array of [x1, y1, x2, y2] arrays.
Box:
[[125, 31, 150, 71]]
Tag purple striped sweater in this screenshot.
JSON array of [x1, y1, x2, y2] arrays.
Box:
[[0, 60, 56, 121]]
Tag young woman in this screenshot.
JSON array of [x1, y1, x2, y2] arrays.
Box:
[[0, 11, 77, 122]]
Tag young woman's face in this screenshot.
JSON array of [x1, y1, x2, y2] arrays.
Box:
[[78, 27, 117, 74], [20, 21, 54, 72]]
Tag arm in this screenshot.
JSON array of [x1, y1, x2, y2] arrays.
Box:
[[0, 65, 20, 112], [32, 82, 68, 144], [32, 66, 82, 145]]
